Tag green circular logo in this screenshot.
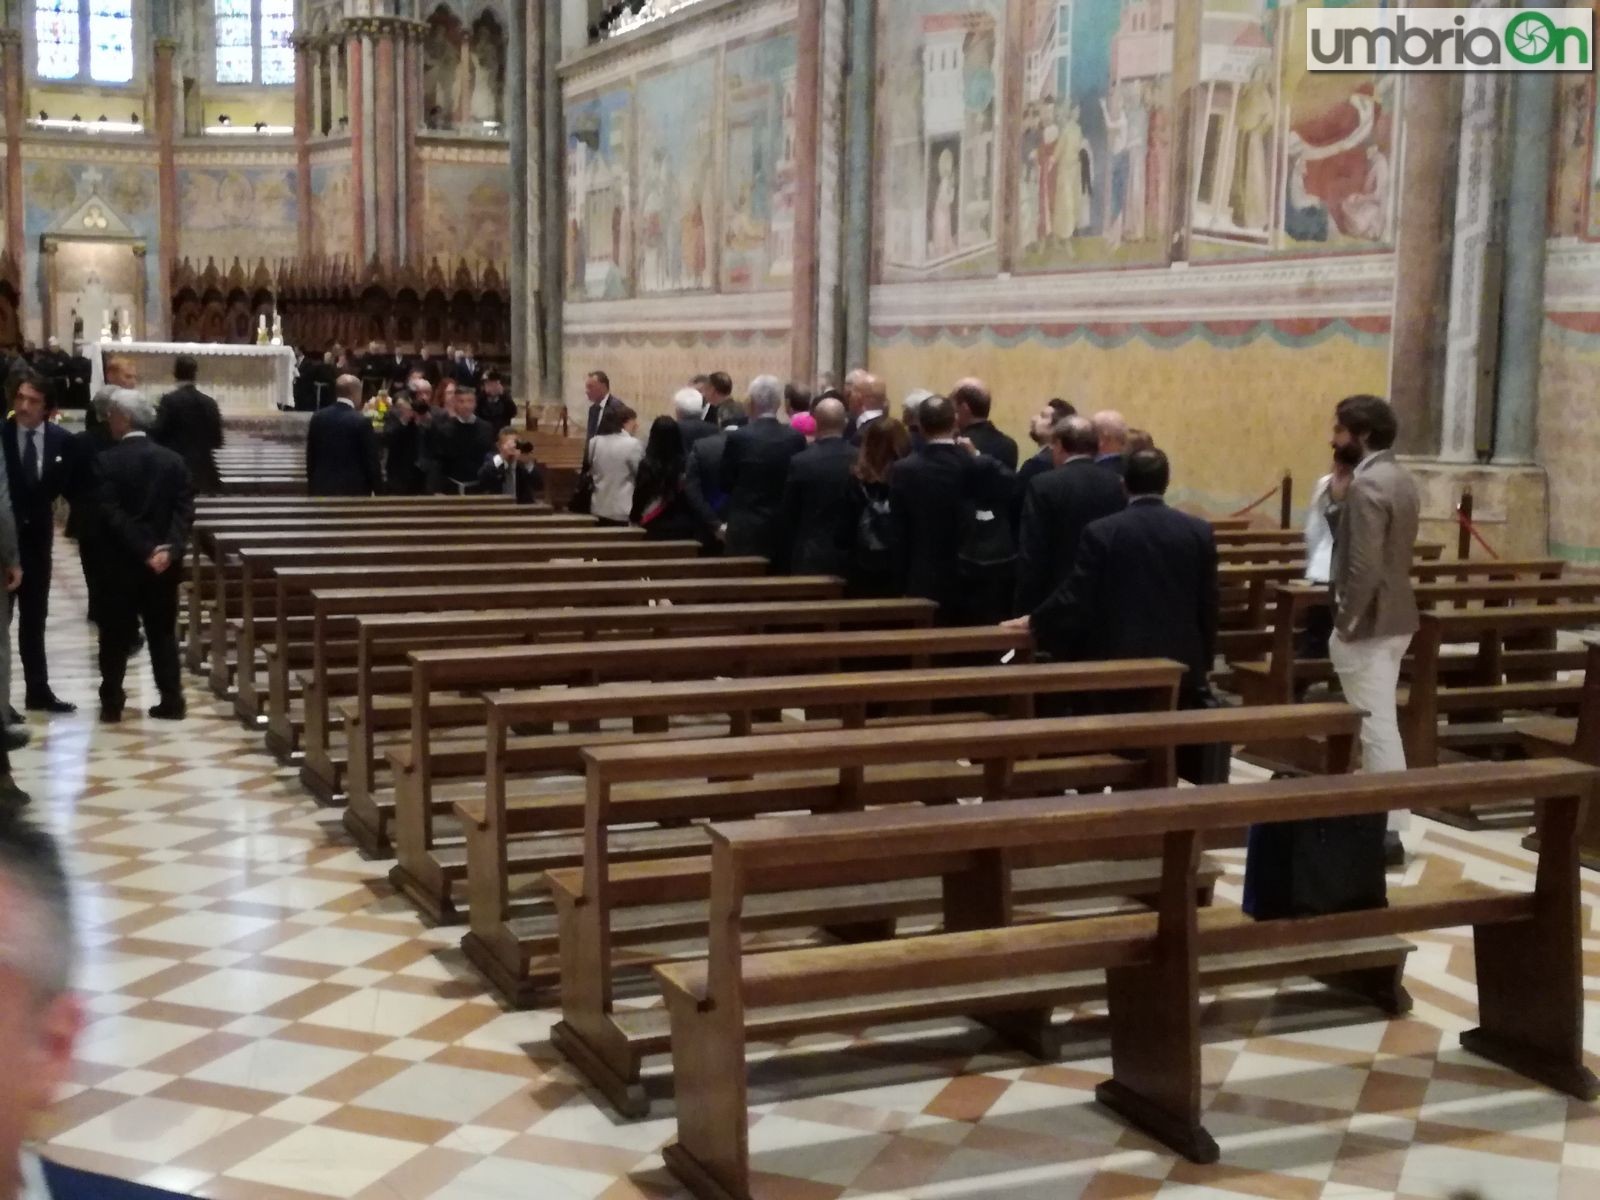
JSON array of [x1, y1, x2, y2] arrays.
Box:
[[1506, 11, 1558, 64]]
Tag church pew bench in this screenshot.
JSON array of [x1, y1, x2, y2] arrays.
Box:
[[300, 597, 939, 802], [1402, 606, 1600, 829], [382, 624, 1028, 879], [1517, 642, 1600, 868], [210, 531, 668, 697], [293, 574, 851, 851], [186, 508, 591, 671], [1229, 565, 1584, 705], [654, 756, 1598, 1199], [552, 701, 1362, 1115], [236, 552, 756, 728], [400, 655, 1175, 929], [245, 541, 705, 744]]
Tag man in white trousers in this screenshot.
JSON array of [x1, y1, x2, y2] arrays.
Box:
[[1327, 394, 1420, 865]]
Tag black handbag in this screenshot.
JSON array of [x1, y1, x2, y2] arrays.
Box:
[[568, 443, 595, 515], [1175, 688, 1231, 786], [1243, 813, 1388, 919]]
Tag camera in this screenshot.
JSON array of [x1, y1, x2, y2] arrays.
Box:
[[517, 441, 534, 455]]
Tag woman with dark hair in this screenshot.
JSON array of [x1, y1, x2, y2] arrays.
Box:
[[588, 401, 641, 525], [629, 415, 715, 544], [845, 416, 911, 597]]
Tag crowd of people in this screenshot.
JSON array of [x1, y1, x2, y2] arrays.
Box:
[[0, 354, 202, 810]]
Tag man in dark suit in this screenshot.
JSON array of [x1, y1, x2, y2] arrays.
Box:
[[672, 386, 717, 450], [887, 393, 1014, 622], [305, 374, 381, 496], [383, 393, 427, 494], [718, 375, 806, 561], [152, 355, 224, 496], [951, 378, 1019, 470], [1092, 409, 1130, 477], [475, 369, 517, 431], [474, 427, 543, 503], [684, 400, 746, 551], [2, 370, 80, 714], [774, 396, 856, 575], [427, 384, 496, 493], [583, 370, 622, 442], [701, 371, 733, 426], [452, 343, 484, 390], [1014, 398, 1076, 516], [1013, 415, 1127, 622], [92, 390, 194, 721], [844, 370, 887, 445], [1008, 448, 1218, 702]]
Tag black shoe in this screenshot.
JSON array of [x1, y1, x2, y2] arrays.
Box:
[[130, 633, 146, 656], [1384, 831, 1406, 868], [3, 726, 29, 752], [99, 705, 123, 724], [26, 694, 77, 715], [0, 776, 30, 806], [147, 701, 187, 721], [5, 706, 22, 725]]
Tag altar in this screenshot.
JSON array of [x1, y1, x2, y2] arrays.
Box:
[[87, 342, 296, 419]]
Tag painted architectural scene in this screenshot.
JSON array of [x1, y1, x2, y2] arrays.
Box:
[[565, 87, 634, 301], [1191, 0, 1398, 260], [721, 30, 801, 292], [635, 58, 719, 294], [308, 162, 354, 261], [421, 3, 509, 131], [879, 0, 1003, 279], [1015, 0, 1175, 272]]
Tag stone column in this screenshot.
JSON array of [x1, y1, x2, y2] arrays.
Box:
[[511, 0, 538, 405], [294, 34, 315, 260], [1387, 75, 1461, 457], [404, 27, 423, 264], [347, 27, 367, 263], [841, 0, 874, 371], [789, 0, 824, 383], [1493, 69, 1555, 465], [539, 1, 564, 402], [1164, 1, 1202, 263], [153, 36, 178, 339], [1, 29, 24, 275], [369, 20, 399, 270], [1438, 73, 1506, 463]]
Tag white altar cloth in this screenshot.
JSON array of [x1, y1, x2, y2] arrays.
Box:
[[87, 342, 295, 419]]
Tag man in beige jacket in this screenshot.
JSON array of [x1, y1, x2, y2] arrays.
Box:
[[1327, 395, 1419, 851]]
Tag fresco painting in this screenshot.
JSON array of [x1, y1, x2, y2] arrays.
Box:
[[424, 162, 512, 269], [179, 167, 298, 262], [565, 86, 633, 300], [635, 58, 719, 294], [879, 0, 1003, 279], [309, 162, 353, 260], [1192, 0, 1398, 260], [721, 31, 800, 292], [1015, 0, 1174, 271]]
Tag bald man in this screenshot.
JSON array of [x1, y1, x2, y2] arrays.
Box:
[[845, 370, 887, 445], [951, 377, 1018, 470], [774, 396, 857, 575], [306, 374, 381, 496], [1092, 409, 1130, 477]]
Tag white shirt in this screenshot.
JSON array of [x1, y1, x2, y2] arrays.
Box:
[[1304, 472, 1335, 585], [18, 1150, 52, 1200], [857, 409, 884, 429]]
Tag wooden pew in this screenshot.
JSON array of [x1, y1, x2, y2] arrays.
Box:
[[291, 575, 850, 851], [403, 654, 1175, 929], [186, 509, 606, 671], [656, 757, 1600, 1198], [301, 597, 939, 803], [236, 553, 758, 726], [554, 702, 1363, 1116], [386, 624, 1033, 888], [1230, 564, 1583, 707], [242, 541, 703, 745], [1518, 642, 1600, 868]]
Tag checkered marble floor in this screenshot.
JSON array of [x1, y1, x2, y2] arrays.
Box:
[[15, 548, 1600, 1200]]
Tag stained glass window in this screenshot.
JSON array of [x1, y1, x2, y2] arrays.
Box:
[[34, 0, 82, 80], [215, 0, 253, 83], [215, 0, 296, 85], [87, 0, 133, 83], [260, 1, 296, 85]]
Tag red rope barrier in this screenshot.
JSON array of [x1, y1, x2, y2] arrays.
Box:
[[1229, 481, 1284, 519], [1455, 509, 1501, 560]]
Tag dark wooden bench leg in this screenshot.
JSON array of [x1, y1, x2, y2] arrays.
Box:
[[1096, 832, 1218, 1164], [1462, 796, 1600, 1100]]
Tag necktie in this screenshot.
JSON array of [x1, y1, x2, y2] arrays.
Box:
[[22, 429, 38, 482]]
